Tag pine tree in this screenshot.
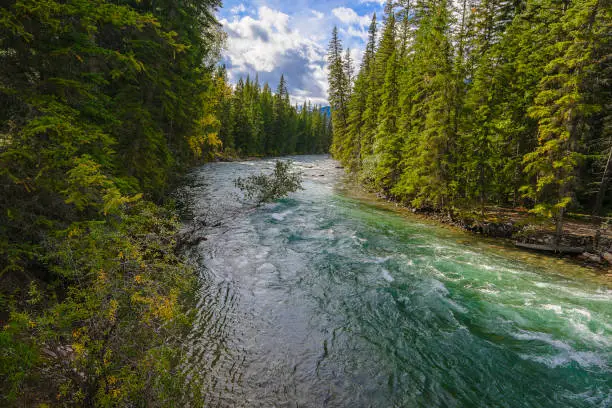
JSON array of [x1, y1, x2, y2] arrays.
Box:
[[397, 0, 415, 59], [360, 10, 387, 161], [344, 48, 355, 94], [214, 66, 235, 151], [523, 0, 605, 246], [361, 1, 399, 172], [261, 82, 275, 154], [272, 74, 290, 154], [231, 79, 252, 154], [394, 0, 456, 208], [371, 7, 401, 190], [328, 26, 350, 157], [342, 14, 378, 171], [457, 0, 516, 210]]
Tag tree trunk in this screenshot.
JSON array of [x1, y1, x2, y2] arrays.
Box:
[[513, 142, 520, 207], [592, 141, 612, 217], [480, 165, 486, 217], [555, 207, 564, 251], [591, 141, 612, 252]]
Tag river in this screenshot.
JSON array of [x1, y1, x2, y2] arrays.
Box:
[[181, 155, 611, 407]]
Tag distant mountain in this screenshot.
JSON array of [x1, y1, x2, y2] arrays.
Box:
[[320, 106, 331, 117]]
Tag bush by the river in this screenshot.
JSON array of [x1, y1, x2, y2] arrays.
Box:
[[235, 161, 304, 205]]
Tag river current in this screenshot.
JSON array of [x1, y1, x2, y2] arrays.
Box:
[[181, 155, 611, 407]]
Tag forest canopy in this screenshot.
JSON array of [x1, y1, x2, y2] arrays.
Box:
[[0, 0, 225, 405], [326, 0, 610, 239], [211, 69, 332, 158]]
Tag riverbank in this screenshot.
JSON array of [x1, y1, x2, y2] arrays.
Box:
[[415, 206, 610, 267], [405, 205, 610, 271], [338, 179, 612, 273]]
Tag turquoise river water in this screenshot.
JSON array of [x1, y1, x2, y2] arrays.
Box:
[[182, 155, 611, 407]]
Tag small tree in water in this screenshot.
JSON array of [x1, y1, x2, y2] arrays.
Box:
[[234, 160, 304, 204]]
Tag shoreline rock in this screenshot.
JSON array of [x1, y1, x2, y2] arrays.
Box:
[[375, 193, 612, 271]]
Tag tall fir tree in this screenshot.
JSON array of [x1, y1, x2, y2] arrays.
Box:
[[523, 0, 605, 245], [342, 14, 378, 171], [328, 26, 350, 157], [372, 7, 402, 191], [394, 0, 456, 208]]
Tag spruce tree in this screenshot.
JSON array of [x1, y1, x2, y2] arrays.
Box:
[[360, 0, 399, 172], [394, 0, 456, 208], [344, 48, 355, 94], [328, 26, 349, 157], [523, 0, 605, 245], [343, 14, 378, 171], [372, 7, 401, 191]]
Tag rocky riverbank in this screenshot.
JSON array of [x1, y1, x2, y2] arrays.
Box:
[[377, 198, 612, 271]]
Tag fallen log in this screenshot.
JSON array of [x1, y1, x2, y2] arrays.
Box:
[[514, 242, 585, 254]]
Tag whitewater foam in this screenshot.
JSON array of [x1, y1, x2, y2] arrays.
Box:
[[271, 210, 293, 221], [512, 330, 573, 351], [519, 351, 609, 369], [382, 269, 394, 282], [542, 304, 563, 314]]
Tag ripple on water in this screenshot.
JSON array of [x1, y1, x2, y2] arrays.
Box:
[[182, 156, 612, 408], [256, 263, 277, 274]]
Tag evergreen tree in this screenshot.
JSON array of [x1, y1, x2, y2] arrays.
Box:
[[344, 48, 355, 94], [215, 66, 235, 151], [342, 14, 378, 171], [372, 8, 401, 190], [394, 0, 456, 208], [329, 0, 610, 225], [328, 26, 350, 157], [458, 0, 521, 210], [231, 79, 251, 154], [522, 0, 605, 245], [261, 83, 275, 154]]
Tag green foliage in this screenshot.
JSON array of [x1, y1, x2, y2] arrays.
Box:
[[40, 202, 198, 406], [219, 73, 331, 157], [328, 26, 351, 157], [234, 161, 304, 204], [522, 0, 602, 221], [0, 0, 223, 405], [0, 313, 39, 403], [327, 0, 610, 223]]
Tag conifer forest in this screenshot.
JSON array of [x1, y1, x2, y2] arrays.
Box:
[[212, 70, 332, 157], [327, 0, 610, 239], [0, 0, 610, 406]]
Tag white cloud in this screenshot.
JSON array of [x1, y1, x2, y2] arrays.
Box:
[[230, 3, 246, 14], [342, 26, 368, 42], [332, 7, 371, 27], [221, 6, 329, 105], [311, 9, 324, 19]]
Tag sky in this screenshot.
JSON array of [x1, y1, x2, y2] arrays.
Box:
[[217, 0, 386, 106]]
